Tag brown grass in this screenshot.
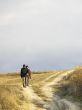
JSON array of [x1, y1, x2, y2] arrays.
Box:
[[69, 69, 82, 98], [56, 68, 82, 102], [31, 71, 59, 98], [0, 73, 29, 110], [0, 69, 82, 110], [0, 85, 27, 110], [0, 71, 60, 110]]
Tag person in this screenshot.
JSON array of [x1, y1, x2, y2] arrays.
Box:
[[20, 64, 31, 87], [26, 65, 31, 86]]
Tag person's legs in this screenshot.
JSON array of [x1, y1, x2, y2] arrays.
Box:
[[22, 77, 27, 87], [22, 77, 25, 87], [26, 75, 29, 86], [25, 76, 27, 87], [22, 76, 29, 87]]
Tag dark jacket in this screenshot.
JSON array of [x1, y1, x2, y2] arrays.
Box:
[[21, 67, 28, 77]]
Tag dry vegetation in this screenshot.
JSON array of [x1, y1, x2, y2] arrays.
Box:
[[0, 68, 82, 110], [0, 71, 59, 110], [0, 73, 29, 110], [69, 68, 82, 101], [31, 71, 58, 96], [0, 85, 24, 110], [57, 67, 82, 102]]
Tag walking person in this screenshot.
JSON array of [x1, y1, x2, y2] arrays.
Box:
[[20, 64, 28, 87], [20, 64, 31, 87], [26, 65, 31, 86]]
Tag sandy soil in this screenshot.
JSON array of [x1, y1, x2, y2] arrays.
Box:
[[21, 70, 80, 110]]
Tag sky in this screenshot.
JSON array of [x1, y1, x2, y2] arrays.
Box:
[[0, 0, 82, 72]]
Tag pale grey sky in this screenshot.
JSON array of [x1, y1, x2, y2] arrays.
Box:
[[0, 0, 82, 72]]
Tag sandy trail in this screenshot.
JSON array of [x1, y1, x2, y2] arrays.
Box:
[[43, 71, 62, 82], [23, 86, 46, 110], [41, 70, 74, 99], [22, 71, 63, 110], [22, 70, 80, 110], [48, 95, 80, 110]]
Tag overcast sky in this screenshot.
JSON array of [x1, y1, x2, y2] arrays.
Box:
[[0, 0, 82, 72]]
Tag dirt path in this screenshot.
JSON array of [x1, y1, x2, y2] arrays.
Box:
[[41, 70, 74, 99], [22, 71, 63, 110], [49, 97, 80, 110], [22, 70, 80, 110], [23, 86, 46, 110]]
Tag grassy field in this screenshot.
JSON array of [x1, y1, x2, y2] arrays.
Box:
[[0, 68, 82, 110], [0, 71, 59, 110]]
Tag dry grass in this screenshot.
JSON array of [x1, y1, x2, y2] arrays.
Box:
[[56, 68, 82, 102], [0, 86, 21, 110], [69, 69, 82, 99], [0, 73, 29, 110], [31, 71, 58, 84], [0, 71, 60, 110], [31, 71, 60, 98], [0, 69, 82, 110]]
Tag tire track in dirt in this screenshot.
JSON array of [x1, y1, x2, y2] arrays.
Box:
[[22, 70, 80, 110], [23, 86, 46, 110], [41, 70, 74, 99], [22, 71, 64, 110], [41, 70, 80, 110]]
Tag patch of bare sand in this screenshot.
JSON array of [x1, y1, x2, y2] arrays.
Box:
[[23, 86, 46, 110]]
